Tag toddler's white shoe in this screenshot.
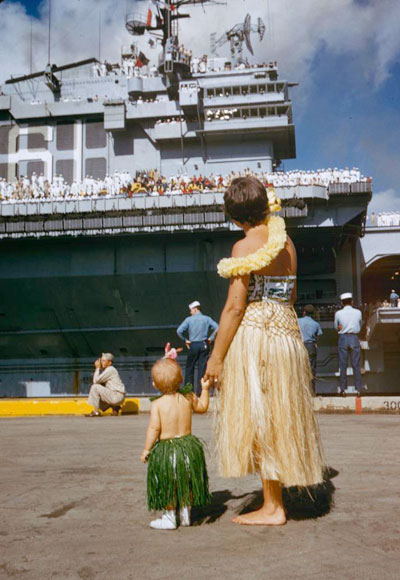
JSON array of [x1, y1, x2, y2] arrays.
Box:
[[179, 506, 191, 527], [150, 510, 177, 530]]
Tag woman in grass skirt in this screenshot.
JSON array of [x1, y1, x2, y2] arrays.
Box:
[[141, 358, 211, 530], [205, 177, 326, 526]]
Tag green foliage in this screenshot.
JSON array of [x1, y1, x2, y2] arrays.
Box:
[[149, 383, 194, 402]]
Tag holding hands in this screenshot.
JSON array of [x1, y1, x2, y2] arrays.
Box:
[[204, 355, 223, 389], [200, 377, 211, 391]]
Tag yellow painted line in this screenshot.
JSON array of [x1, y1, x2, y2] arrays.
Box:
[[0, 397, 139, 417]]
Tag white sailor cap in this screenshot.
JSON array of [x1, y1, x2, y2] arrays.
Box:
[[189, 300, 200, 309], [340, 292, 353, 301]]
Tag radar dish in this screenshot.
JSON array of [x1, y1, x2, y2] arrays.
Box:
[[212, 11, 266, 60], [244, 13, 251, 35], [126, 13, 148, 36], [257, 17, 266, 41], [243, 14, 254, 55]]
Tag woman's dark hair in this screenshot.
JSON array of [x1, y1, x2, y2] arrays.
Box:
[[224, 176, 269, 225]]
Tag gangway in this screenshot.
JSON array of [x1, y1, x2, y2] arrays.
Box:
[[367, 308, 400, 343]]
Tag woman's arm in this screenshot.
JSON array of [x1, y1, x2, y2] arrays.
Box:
[[286, 237, 297, 304], [204, 274, 249, 384]]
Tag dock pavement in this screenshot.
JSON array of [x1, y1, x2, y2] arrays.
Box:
[[1, 413, 399, 579]]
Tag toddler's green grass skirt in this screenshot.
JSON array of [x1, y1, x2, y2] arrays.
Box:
[[147, 434, 211, 511]]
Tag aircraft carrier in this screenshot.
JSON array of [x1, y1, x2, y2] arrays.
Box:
[[0, 1, 399, 397]]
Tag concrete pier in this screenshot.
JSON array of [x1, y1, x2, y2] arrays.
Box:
[[1, 414, 399, 579]]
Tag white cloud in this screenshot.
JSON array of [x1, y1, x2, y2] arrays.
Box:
[[0, 0, 129, 84], [368, 188, 400, 215], [0, 0, 400, 89]]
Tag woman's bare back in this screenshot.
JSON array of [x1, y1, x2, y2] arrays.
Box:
[[233, 223, 297, 277]]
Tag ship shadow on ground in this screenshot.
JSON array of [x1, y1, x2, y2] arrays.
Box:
[[192, 467, 338, 525]]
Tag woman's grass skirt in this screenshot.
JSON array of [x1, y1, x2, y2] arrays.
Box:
[[147, 434, 211, 511], [215, 300, 326, 487]]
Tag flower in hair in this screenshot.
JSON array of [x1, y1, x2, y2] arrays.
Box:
[[267, 187, 282, 212], [164, 342, 183, 360]]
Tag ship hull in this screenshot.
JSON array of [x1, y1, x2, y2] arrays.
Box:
[[2, 228, 399, 396]]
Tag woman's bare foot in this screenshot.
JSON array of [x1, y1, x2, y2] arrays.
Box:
[[232, 507, 286, 526]]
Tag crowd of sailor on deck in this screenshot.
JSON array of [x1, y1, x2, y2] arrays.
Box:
[[0, 168, 372, 203], [368, 299, 400, 311], [190, 56, 277, 74], [369, 212, 400, 227], [89, 54, 275, 78]]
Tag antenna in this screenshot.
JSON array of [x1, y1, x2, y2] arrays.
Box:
[[98, 10, 102, 62], [47, 0, 51, 65], [44, 0, 61, 96], [30, 16, 33, 74]]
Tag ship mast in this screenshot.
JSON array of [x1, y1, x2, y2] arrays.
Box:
[[126, 1, 220, 43], [126, 1, 220, 82]]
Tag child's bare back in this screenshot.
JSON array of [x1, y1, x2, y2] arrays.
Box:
[[156, 393, 193, 439], [141, 359, 210, 462], [143, 386, 210, 456]]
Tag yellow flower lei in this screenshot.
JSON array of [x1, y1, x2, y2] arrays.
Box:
[[217, 216, 287, 278]]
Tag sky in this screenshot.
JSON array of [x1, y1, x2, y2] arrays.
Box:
[[1, 0, 400, 214]]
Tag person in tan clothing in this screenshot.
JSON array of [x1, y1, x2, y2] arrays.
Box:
[[87, 353, 126, 417]]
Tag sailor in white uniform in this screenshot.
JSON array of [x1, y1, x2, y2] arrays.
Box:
[[334, 292, 365, 396]]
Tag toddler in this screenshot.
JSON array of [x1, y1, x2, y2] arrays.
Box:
[[141, 357, 211, 530]]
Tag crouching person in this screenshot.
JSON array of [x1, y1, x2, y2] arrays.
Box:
[[87, 353, 126, 417]]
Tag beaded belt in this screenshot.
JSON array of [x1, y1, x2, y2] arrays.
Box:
[[241, 300, 302, 339]]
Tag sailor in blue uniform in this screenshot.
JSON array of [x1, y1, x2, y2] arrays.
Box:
[[177, 300, 219, 395], [298, 304, 323, 395], [390, 290, 399, 307], [334, 292, 364, 396]]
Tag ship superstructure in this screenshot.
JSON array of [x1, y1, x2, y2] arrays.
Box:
[[0, 1, 293, 183]]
